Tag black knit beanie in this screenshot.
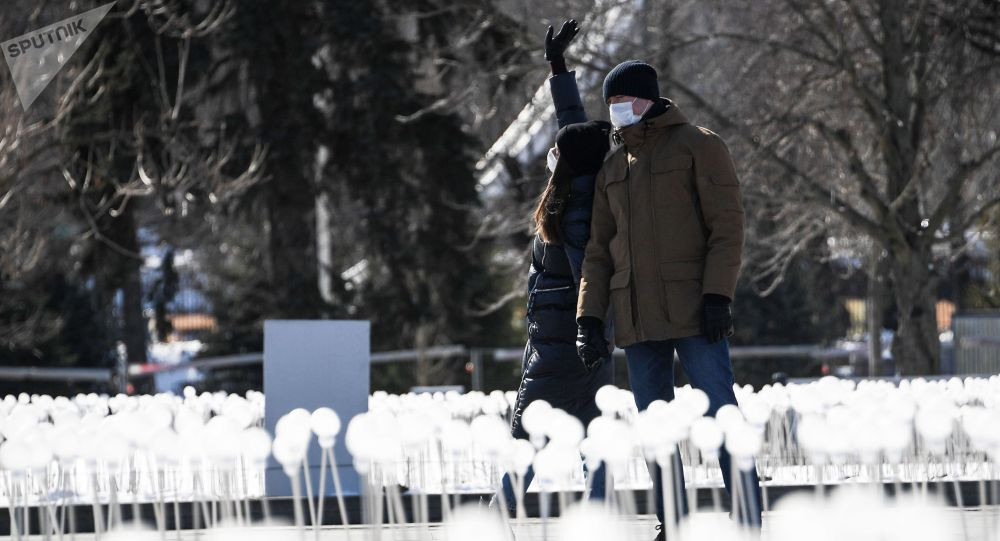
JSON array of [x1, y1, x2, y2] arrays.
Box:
[[602, 60, 659, 103], [555, 120, 612, 176]]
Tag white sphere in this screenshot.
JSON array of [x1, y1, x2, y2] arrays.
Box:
[[587, 416, 617, 441], [345, 413, 375, 459], [510, 438, 535, 475], [310, 407, 342, 447], [824, 423, 851, 465], [144, 404, 173, 431], [796, 415, 831, 460], [521, 400, 552, 437], [679, 388, 710, 418], [741, 398, 771, 427], [0, 440, 31, 471], [555, 501, 626, 541], [505, 391, 518, 408], [578, 437, 601, 470], [546, 411, 584, 448], [635, 409, 671, 458], [147, 429, 181, 465], [850, 421, 883, 462], [724, 422, 761, 470], [594, 385, 620, 414], [470, 415, 509, 454], [444, 505, 508, 541], [204, 418, 241, 466], [220, 397, 254, 430], [533, 444, 577, 485], [440, 419, 472, 454], [206, 415, 241, 440], [97, 433, 128, 467], [690, 417, 724, 455], [714, 404, 745, 432], [174, 406, 205, 434], [275, 410, 312, 447], [240, 427, 273, 463], [50, 426, 80, 463], [395, 413, 432, 450], [915, 408, 953, 444], [601, 432, 633, 468], [272, 434, 306, 476], [50, 407, 81, 427], [2, 408, 38, 441]]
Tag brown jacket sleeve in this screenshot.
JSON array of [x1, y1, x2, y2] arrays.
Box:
[[577, 163, 617, 322], [693, 131, 745, 299]]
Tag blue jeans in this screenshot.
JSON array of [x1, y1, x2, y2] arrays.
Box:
[[625, 336, 762, 527]]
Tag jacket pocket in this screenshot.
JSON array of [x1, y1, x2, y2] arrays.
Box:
[[707, 173, 738, 186], [527, 285, 575, 317], [659, 260, 703, 328], [609, 268, 632, 331], [604, 172, 629, 222], [697, 174, 742, 211], [651, 154, 694, 209]]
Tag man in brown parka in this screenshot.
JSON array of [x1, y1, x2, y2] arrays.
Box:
[[574, 60, 762, 537]]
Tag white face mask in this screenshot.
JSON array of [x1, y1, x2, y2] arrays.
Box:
[[609, 98, 650, 128], [546, 147, 559, 173]]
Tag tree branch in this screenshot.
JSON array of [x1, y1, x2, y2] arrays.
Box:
[[667, 76, 884, 239], [925, 142, 1000, 234], [786, 114, 889, 216]]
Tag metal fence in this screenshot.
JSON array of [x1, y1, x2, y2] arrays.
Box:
[[127, 344, 855, 391], [1, 343, 859, 391], [0, 366, 112, 383], [953, 313, 1000, 374]]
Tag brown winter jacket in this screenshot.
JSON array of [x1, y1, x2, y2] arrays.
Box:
[[577, 99, 745, 347]]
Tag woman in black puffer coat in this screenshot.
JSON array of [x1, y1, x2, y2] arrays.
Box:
[[495, 20, 614, 513]]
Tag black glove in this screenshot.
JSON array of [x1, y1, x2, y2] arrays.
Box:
[[702, 294, 735, 344], [576, 316, 609, 372], [544, 19, 579, 62]]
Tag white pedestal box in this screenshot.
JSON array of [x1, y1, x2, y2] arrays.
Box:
[[263, 320, 369, 496]]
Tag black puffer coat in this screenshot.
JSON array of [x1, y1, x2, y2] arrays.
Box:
[[509, 72, 614, 441]]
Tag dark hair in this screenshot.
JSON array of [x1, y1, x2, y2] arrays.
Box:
[[533, 171, 571, 243]]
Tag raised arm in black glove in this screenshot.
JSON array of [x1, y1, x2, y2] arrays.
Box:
[[576, 316, 609, 372], [702, 294, 735, 344], [544, 19, 579, 75]]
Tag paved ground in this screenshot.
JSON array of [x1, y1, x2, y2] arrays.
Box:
[[8, 507, 999, 540]]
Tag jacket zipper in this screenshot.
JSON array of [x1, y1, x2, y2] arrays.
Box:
[[533, 285, 574, 294], [626, 150, 643, 341]]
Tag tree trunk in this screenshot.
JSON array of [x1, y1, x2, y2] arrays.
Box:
[[415, 324, 430, 387], [117, 204, 148, 391], [866, 247, 886, 377], [889, 247, 940, 375]]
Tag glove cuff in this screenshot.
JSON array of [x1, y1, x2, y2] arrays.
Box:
[[703, 293, 731, 306], [577, 316, 603, 330], [548, 57, 567, 75]]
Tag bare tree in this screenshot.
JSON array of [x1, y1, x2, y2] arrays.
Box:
[[660, 0, 1000, 374], [0, 1, 86, 356], [1, 0, 263, 377]]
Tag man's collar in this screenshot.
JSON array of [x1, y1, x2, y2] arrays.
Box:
[[616, 98, 688, 148]]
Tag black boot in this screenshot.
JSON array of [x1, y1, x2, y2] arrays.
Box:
[[653, 523, 665, 541]]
